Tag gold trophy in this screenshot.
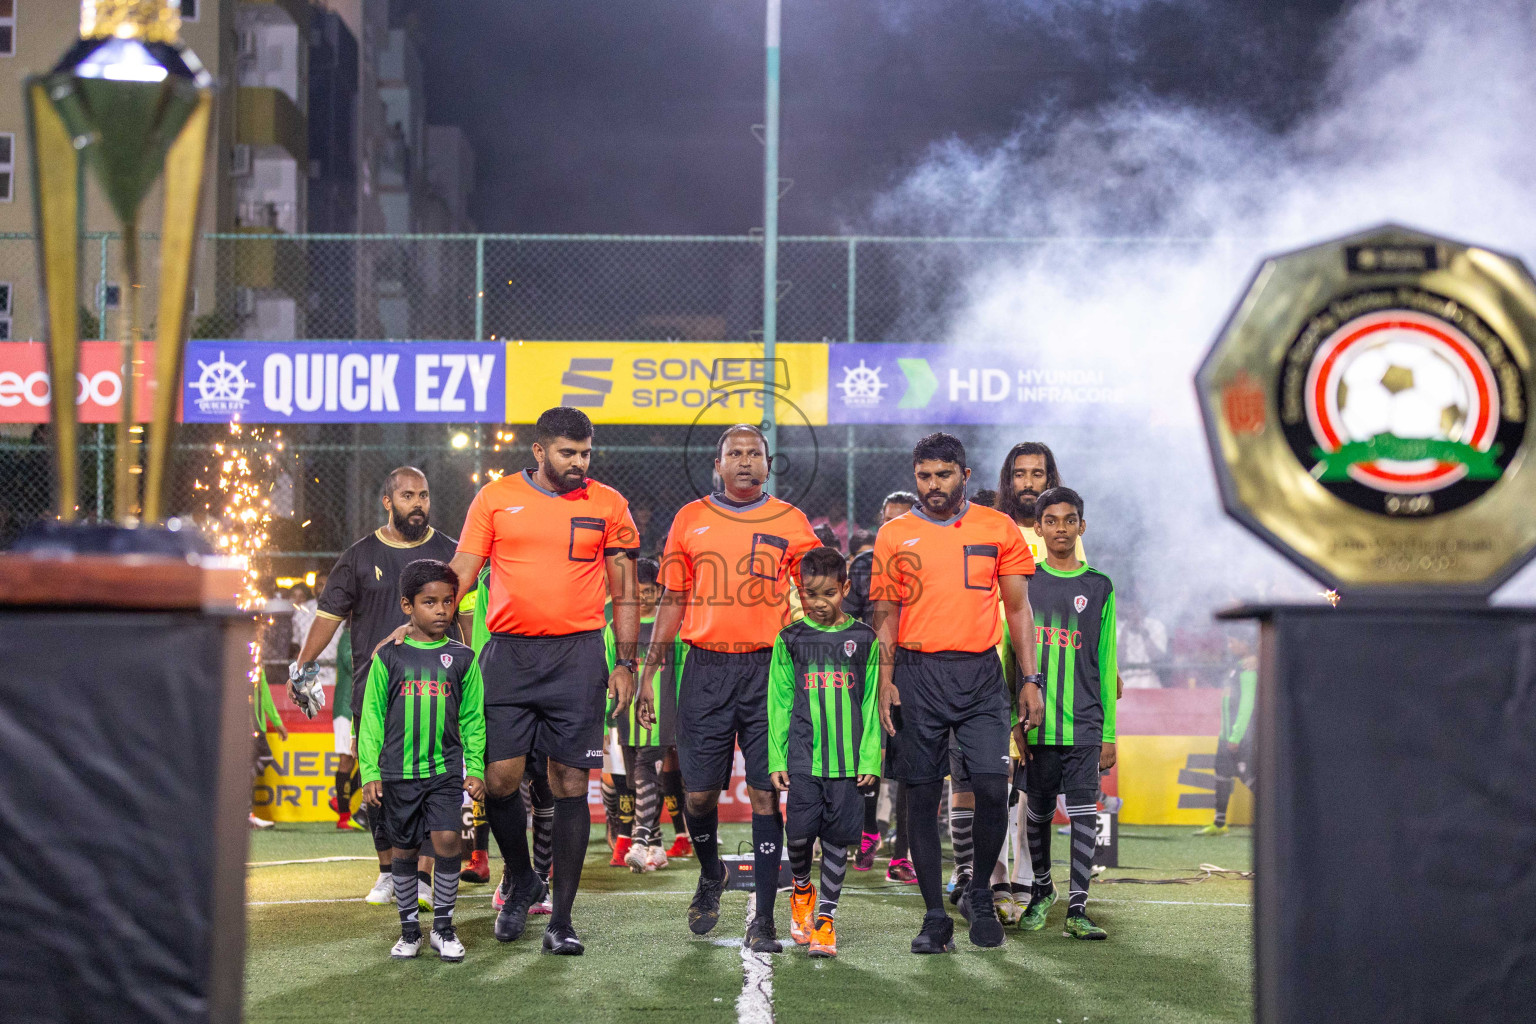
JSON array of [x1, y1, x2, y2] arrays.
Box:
[[26, 0, 214, 526], [1197, 224, 1536, 598]]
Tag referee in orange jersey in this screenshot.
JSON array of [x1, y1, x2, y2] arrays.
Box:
[[445, 407, 640, 955], [637, 424, 820, 953], [871, 432, 1044, 953]]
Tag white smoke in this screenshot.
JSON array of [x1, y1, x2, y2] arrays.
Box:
[[866, 0, 1536, 621]]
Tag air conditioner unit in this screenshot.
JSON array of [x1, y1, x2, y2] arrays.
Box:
[[231, 144, 252, 176]]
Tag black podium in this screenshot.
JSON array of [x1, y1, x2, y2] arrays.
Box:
[[0, 555, 254, 1024], [1231, 603, 1536, 1024]]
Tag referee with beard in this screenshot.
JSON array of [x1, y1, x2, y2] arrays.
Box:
[[443, 407, 640, 955], [292, 467, 458, 904]]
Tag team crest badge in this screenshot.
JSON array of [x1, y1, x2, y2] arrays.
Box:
[[1074, 595, 1088, 613], [440, 653, 453, 668], [843, 639, 857, 657]]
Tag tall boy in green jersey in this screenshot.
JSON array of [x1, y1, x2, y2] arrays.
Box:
[[606, 558, 685, 871], [1019, 487, 1117, 940], [769, 547, 882, 959], [1197, 630, 1257, 836], [360, 560, 486, 962]]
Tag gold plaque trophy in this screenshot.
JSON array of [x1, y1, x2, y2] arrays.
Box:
[[1195, 225, 1536, 1024], [0, 7, 251, 1019], [28, 0, 213, 527]]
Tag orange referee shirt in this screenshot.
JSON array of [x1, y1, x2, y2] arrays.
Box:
[[659, 493, 820, 652], [458, 469, 638, 636], [871, 500, 1034, 653]]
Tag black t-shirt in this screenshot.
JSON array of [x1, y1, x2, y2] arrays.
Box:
[[317, 527, 460, 714]]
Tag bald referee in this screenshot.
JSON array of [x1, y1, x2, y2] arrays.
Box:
[[871, 432, 1044, 952], [443, 407, 640, 955]]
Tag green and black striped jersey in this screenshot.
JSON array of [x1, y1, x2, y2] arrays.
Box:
[[1027, 563, 1118, 746], [767, 616, 883, 779], [1222, 665, 1256, 745], [467, 564, 492, 654], [605, 618, 684, 747], [358, 636, 486, 784]]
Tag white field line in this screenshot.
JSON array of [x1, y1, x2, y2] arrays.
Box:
[[737, 900, 775, 1024], [248, 856, 379, 868], [248, 890, 1248, 910]]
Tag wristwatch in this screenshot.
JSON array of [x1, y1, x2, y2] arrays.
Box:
[[1021, 672, 1045, 690], [616, 658, 639, 672]]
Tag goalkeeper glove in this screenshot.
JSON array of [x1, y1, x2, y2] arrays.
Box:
[[287, 660, 325, 719]]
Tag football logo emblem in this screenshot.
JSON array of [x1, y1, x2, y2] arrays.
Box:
[[440, 653, 453, 668], [843, 639, 857, 657], [1074, 595, 1088, 613], [1279, 291, 1524, 515]]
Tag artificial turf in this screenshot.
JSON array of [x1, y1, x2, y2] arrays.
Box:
[[244, 824, 1252, 1023]]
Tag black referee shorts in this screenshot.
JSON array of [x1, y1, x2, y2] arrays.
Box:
[[478, 629, 609, 770], [675, 644, 774, 793], [887, 648, 1011, 785]]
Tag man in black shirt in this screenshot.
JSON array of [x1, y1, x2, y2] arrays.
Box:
[[292, 467, 459, 903]]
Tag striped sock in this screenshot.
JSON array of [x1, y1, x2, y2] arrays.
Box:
[[1214, 777, 1233, 828], [1065, 794, 1098, 916], [392, 857, 419, 938], [632, 754, 661, 847], [817, 843, 848, 918], [787, 836, 815, 887], [432, 855, 460, 932], [949, 806, 974, 875], [1025, 793, 1054, 894]]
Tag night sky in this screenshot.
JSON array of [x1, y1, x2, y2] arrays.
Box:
[[405, 0, 1348, 234]]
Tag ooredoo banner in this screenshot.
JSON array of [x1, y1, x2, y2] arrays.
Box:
[[0, 341, 157, 423]]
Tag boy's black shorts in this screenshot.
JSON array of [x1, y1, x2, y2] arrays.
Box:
[[887, 648, 1011, 785], [380, 773, 463, 851], [786, 774, 864, 847], [1214, 738, 1256, 787], [479, 629, 609, 770], [1025, 744, 1101, 799], [675, 644, 773, 792]]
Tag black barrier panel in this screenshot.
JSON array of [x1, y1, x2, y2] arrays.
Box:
[[1248, 606, 1536, 1024], [0, 613, 242, 1024]]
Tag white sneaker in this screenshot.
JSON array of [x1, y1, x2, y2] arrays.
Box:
[[625, 841, 650, 873], [431, 927, 466, 962], [248, 813, 274, 830], [647, 844, 669, 871], [417, 879, 432, 911], [365, 873, 393, 905], [390, 933, 423, 959]]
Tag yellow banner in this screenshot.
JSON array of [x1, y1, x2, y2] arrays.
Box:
[[253, 732, 342, 823], [503, 342, 829, 425], [1118, 735, 1252, 826]]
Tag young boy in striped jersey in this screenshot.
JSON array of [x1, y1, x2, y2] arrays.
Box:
[[1018, 488, 1117, 940], [608, 558, 686, 872], [768, 547, 883, 957], [360, 559, 486, 962]]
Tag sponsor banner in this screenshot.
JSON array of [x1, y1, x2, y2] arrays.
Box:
[[503, 341, 829, 425], [183, 341, 505, 423], [253, 732, 345, 823], [1115, 689, 1251, 826], [0, 341, 159, 424], [827, 342, 1128, 425]]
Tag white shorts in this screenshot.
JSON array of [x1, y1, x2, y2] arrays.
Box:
[[334, 714, 353, 755]]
